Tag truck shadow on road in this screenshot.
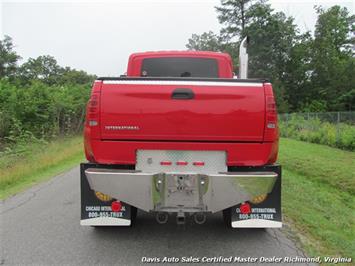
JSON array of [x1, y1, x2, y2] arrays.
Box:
[[93, 211, 266, 236], [88, 211, 287, 259]]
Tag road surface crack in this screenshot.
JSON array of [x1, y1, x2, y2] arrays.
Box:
[[266, 229, 310, 265]]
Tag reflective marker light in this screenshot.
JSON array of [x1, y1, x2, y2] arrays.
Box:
[[111, 201, 122, 212], [193, 161, 205, 166], [160, 161, 172, 166], [176, 161, 188, 166], [95, 191, 112, 202], [251, 194, 268, 204]]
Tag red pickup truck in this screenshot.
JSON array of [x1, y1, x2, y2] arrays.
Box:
[[80, 39, 282, 228]]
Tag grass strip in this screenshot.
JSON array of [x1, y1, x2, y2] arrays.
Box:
[[279, 138, 355, 195], [280, 138, 355, 260], [0, 136, 84, 199]]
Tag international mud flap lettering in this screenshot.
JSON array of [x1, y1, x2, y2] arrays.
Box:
[[80, 163, 132, 226], [231, 165, 282, 228]]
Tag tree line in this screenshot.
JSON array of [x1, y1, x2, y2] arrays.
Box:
[[0, 36, 95, 149], [0, 35, 96, 86], [186, 0, 355, 112]]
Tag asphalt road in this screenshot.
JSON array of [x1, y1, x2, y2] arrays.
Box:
[[1, 167, 312, 266]]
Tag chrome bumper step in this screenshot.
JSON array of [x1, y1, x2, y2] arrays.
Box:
[[85, 168, 278, 213]]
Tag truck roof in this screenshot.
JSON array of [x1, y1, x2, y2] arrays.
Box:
[[127, 51, 234, 77], [129, 50, 232, 60]]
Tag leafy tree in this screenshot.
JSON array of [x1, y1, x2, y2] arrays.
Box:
[[186, 31, 239, 69], [188, 1, 299, 112], [216, 0, 266, 39], [19, 55, 63, 85], [59, 67, 96, 85], [311, 5, 355, 111], [186, 1, 269, 72], [242, 4, 297, 79], [314, 5, 354, 54], [18, 57, 95, 86], [186, 31, 223, 51], [0, 79, 91, 141], [0, 36, 21, 78], [188, 1, 298, 80], [0, 35, 94, 148], [282, 32, 314, 111]]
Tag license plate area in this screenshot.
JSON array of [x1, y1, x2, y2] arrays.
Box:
[[136, 150, 227, 174]]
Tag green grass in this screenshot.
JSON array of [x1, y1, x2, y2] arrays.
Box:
[[279, 138, 355, 260], [0, 136, 84, 199]]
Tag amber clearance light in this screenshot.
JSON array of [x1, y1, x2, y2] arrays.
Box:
[[250, 194, 268, 204]]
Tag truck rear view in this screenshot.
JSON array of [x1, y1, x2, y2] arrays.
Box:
[[80, 40, 281, 228]]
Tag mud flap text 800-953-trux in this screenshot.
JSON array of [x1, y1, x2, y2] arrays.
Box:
[[80, 163, 134, 226], [228, 165, 282, 228]]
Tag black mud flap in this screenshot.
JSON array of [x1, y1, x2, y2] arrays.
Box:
[[80, 163, 132, 226], [230, 165, 282, 228]]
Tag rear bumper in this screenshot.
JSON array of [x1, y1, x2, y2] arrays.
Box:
[[84, 165, 279, 213]]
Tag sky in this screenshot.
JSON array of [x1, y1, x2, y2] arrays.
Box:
[[1, 0, 354, 76]]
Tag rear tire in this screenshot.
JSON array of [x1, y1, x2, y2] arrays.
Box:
[[223, 208, 232, 228], [130, 206, 138, 227]]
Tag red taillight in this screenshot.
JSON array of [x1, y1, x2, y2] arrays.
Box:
[[111, 201, 122, 212], [87, 93, 100, 126], [193, 161, 205, 166], [264, 83, 278, 141], [266, 96, 276, 113], [266, 96, 277, 129], [84, 81, 102, 162], [160, 161, 172, 166], [176, 161, 188, 166], [85, 81, 102, 128], [240, 202, 251, 214]]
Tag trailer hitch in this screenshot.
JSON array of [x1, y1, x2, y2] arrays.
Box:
[[176, 212, 186, 225]]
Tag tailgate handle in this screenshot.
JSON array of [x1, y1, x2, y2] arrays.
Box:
[[171, 88, 195, 100]]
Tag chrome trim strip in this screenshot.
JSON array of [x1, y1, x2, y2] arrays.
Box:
[[102, 80, 263, 87]]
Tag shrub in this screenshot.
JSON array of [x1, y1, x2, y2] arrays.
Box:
[[0, 79, 90, 154], [279, 114, 355, 151]]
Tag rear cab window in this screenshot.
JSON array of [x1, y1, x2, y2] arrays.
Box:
[[141, 57, 219, 78]]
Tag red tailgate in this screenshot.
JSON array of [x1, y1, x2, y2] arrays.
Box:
[[100, 79, 265, 142]]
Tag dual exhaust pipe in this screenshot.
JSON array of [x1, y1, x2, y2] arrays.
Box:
[[155, 212, 206, 225]]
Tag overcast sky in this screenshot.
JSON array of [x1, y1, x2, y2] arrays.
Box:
[[1, 0, 354, 76]]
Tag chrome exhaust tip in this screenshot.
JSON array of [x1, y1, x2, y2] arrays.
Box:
[[155, 212, 169, 224], [193, 212, 207, 224]]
